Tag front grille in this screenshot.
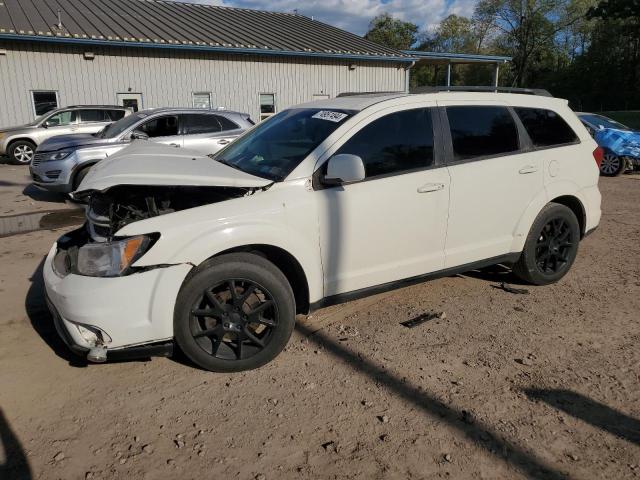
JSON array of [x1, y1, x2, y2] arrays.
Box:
[[32, 153, 46, 166], [45, 170, 61, 179]]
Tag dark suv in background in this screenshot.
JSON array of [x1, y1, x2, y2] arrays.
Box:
[[0, 105, 131, 164]]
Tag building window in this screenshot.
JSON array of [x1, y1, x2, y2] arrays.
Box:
[[259, 93, 276, 121], [193, 92, 212, 109], [31, 91, 58, 117]]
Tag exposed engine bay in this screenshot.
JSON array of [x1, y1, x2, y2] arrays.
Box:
[[77, 185, 259, 242]]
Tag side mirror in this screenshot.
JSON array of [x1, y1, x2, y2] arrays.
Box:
[[323, 154, 365, 186], [130, 131, 149, 141]]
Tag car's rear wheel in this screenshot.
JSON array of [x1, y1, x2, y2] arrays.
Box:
[[8, 140, 36, 165], [513, 203, 580, 285], [174, 253, 295, 372], [600, 152, 625, 176]]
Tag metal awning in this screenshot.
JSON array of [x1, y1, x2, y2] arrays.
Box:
[[402, 50, 512, 88]]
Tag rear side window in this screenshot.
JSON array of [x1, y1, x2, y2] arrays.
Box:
[[336, 108, 434, 178], [446, 106, 519, 160], [79, 110, 107, 123], [184, 114, 222, 135], [108, 110, 126, 121], [515, 108, 578, 147], [216, 115, 240, 131]]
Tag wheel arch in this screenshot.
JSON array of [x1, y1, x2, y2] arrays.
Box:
[[71, 161, 99, 189], [549, 195, 586, 237], [189, 244, 311, 315], [7, 137, 37, 150]]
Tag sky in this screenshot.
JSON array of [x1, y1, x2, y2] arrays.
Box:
[[179, 0, 477, 35]]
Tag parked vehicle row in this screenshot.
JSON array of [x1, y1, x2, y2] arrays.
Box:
[[0, 105, 131, 164], [29, 108, 253, 193], [43, 90, 602, 372]]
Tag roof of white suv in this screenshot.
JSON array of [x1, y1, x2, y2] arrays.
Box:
[[296, 90, 568, 113]]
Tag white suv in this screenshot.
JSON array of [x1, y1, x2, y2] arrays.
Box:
[[44, 90, 602, 372]]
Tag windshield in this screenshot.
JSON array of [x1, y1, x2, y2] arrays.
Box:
[[99, 112, 144, 138], [212, 108, 355, 181], [580, 114, 630, 131]]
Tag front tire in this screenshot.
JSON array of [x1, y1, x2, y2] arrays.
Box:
[[513, 203, 580, 285], [600, 152, 625, 176], [8, 140, 36, 165], [174, 253, 296, 372]]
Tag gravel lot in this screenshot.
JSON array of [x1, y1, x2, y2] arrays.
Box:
[[0, 164, 638, 480]]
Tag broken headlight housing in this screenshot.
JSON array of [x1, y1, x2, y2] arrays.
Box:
[[76, 235, 152, 277]]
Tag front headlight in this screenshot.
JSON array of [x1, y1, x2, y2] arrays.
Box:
[[77, 235, 151, 277], [41, 150, 73, 161]]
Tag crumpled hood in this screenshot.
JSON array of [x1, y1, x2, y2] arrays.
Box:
[[595, 128, 640, 158], [37, 133, 113, 152], [76, 142, 272, 193]]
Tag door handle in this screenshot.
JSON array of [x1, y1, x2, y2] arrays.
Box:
[[218, 139, 230, 145], [169, 143, 181, 148], [417, 183, 445, 193], [519, 165, 538, 174]]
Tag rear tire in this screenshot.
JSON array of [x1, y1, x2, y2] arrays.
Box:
[[513, 203, 580, 285], [174, 253, 296, 372], [600, 152, 625, 176], [8, 140, 36, 165]]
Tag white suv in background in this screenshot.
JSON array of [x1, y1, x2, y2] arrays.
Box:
[[44, 89, 602, 372]]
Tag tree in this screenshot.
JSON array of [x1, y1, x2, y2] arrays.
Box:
[[364, 13, 419, 50]]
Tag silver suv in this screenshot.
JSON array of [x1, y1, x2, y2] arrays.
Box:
[[0, 105, 131, 164], [30, 108, 253, 192]]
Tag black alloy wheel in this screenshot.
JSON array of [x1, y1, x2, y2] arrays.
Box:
[[174, 252, 296, 372], [190, 279, 278, 361], [535, 218, 574, 275], [513, 203, 581, 285]]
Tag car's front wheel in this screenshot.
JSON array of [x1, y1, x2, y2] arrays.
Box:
[[513, 203, 581, 285], [174, 253, 296, 372], [600, 152, 626, 176], [8, 140, 36, 165]]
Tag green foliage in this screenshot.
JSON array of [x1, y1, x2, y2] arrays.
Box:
[[363, 13, 419, 50]]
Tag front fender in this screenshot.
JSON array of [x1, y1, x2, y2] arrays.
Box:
[[118, 184, 324, 303]]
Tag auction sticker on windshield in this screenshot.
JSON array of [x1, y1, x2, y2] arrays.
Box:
[[312, 111, 348, 123]]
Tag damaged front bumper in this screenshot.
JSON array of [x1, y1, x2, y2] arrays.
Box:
[[44, 233, 192, 362]]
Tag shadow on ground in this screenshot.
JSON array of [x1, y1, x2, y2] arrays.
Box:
[[0, 408, 31, 480], [25, 257, 87, 368], [22, 184, 67, 204], [461, 263, 530, 286], [525, 389, 640, 446], [296, 323, 569, 479]]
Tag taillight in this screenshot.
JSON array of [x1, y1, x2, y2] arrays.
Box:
[[593, 146, 604, 167]]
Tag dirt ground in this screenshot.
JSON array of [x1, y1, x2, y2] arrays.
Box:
[[0, 163, 638, 480]]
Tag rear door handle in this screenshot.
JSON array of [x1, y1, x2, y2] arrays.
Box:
[[218, 139, 230, 145], [417, 183, 445, 193], [169, 143, 181, 148], [519, 165, 538, 174]]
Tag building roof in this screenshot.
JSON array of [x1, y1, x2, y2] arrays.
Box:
[[0, 0, 413, 62]]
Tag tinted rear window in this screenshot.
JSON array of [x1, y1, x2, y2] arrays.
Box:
[[516, 108, 578, 147], [447, 106, 519, 160], [108, 110, 126, 121], [184, 114, 222, 135], [217, 115, 240, 131]]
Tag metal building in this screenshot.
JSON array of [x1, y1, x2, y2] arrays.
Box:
[[0, 0, 414, 127]]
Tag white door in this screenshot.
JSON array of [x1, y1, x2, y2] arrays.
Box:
[[316, 106, 450, 296], [438, 102, 543, 267], [117, 93, 143, 112]]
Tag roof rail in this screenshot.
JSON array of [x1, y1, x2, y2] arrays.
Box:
[[410, 86, 553, 97], [65, 104, 126, 108], [337, 91, 404, 97]]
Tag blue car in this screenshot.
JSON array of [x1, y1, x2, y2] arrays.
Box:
[[578, 113, 640, 176]]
